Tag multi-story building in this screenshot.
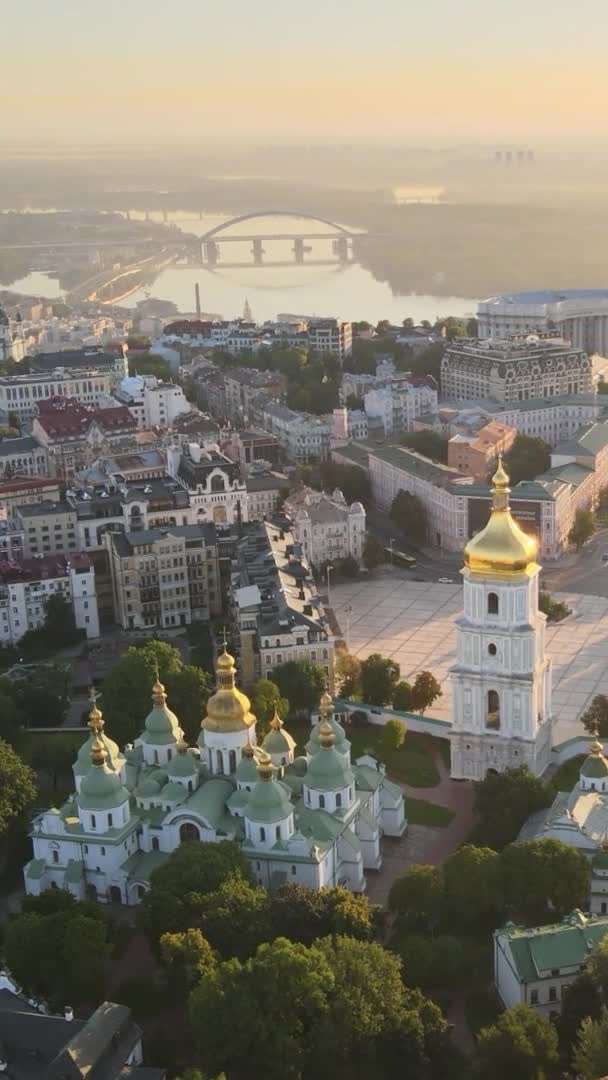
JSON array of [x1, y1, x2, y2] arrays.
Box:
[[449, 462, 553, 782], [115, 375, 190, 428], [448, 421, 516, 481], [259, 402, 332, 464], [415, 393, 600, 448], [167, 443, 248, 527], [0, 435, 49, 478], [222, 427, 281, 473], [330, 407, 369, 447], [33, 397, 138, 478], [246, 471, 290, 521], [441, 335, 592, 404], [0, 553, 99, 644], [0, 476, 62, 520], [105, 523, 220, 631], [494, 911, 608, 1018], [363, 378, 438, 436], [308, 318, 352, 361], [464, 478, 572, 562], [478, 289, 608, 355], [15, 501, 78, 558], [231, 521, 335, 690], [0, 348, 126, 422], [284, 486, 366, 568], [65, 475, 191, 552], [223, 368, 286, 423]]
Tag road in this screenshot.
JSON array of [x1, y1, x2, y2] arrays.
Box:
[[541, 525, 608, 597], [366, 506, 463, 583]]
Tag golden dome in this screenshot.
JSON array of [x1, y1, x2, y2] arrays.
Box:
[[202, 648, 257, 733], [464, 457, 538, 577]]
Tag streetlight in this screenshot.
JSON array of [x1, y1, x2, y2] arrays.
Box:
[[389, 538, 397, 566], [326, 564, 334, 607]]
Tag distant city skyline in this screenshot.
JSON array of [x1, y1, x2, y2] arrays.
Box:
[[4, 0, 608, 141]]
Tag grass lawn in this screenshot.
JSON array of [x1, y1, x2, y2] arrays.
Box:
[[287, 717, 441, 788], [552, 754, 586, 792], [406, 797, 454, 828]]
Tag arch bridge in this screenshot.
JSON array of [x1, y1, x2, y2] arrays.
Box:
[[199, 211, 363, 268]]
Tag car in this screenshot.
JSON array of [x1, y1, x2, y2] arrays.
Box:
[[602, 552, 608, 564], [438, 577, 455, 583]]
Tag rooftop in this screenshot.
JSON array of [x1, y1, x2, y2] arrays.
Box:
[[498, 910, 608, 982]]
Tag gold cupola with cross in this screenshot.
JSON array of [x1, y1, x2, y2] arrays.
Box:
[[464, 457, 538, 578]]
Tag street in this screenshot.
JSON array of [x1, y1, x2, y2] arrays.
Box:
[[541, 525, 608, 597]]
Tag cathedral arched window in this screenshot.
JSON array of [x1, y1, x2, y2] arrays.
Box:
[[217, 750, 224, 774], [488, 592, 499, 615], [180, 822, 200, 844], [487, 690, 500, 730], [260, 826, 266, 842], [319, 794, 325, 809], [229, 750, 237, 774], [336, 792, 342, 808], [276, 825, 281, 840], [152, 837, 160, 851]]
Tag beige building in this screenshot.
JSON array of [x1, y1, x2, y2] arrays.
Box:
[[448, 421, 516, 481], [105, 524, 221, 631], [15, 500, 78, 559], [441, 335, 592, 404]]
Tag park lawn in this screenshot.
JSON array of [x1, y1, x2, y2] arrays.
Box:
[[552, 754, 586, 792], [288, 717, 440, 788], [406, 797, 454, 828]]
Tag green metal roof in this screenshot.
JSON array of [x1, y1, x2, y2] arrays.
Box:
[[581, 754, 608, 778], [25, 858, 46, 880], [246, 778, 293, 824], [306, 746, 354, 791], [122, 848, 169, 882], [144, 702, 181, 739], [160, 781, 187, 803], [167, 750, 198, 777], [236, 754, 259, 783], [263, 727, 296, 756], [74, 731, 123, 775], [183, 777, 235, 828], [499, 913, 608, 981], [78, 764, 130, 810]]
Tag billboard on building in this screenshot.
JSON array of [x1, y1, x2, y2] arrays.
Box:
[[467, 494, 541, 540]]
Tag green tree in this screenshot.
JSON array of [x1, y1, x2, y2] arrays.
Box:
[[0, 737, 36, 837], [410, 671, 442, 714], [586, 935, 608, 1001], [102, 640, 212, 746], [472, 766, 553, 851], [198, 876, 271, 960], [399, 431, 448, 463], [569, 507, 596, 550], [390, 490, 428, 545], [388, 864, 444, 934], [362, 534, 387, 572], [189, 937, 333, 1080], [271, 660, 325, 716], [160, 928, 217, 997], [360, 653, 400, 706], [382, 717, 406, 753], [539, 590, 571, 623], [338, 555, 360, 578], [443, 846, 503, 930], [317, 461, 371, 504], [573, 1008, 608, 1079], [503, 434, 551, 485], [581, 694, 608, 738], [268, 884, 378, 946], [391, 931, 464, 990], [142, 840, 253, 941], [557, 973, 602, 1063], [474, 1003, 559, 1080], [336, 654, 361, 699], [391, 680, 413, 711], [251, 678, 289, 734], [501, 838, 591, 924]]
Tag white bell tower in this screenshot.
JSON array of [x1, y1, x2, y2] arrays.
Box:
[[449, 460, 553, 780]]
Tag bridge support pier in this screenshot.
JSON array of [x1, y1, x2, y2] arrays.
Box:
[[251, 239, 265, 265], [333, 237, 349, 263], [203, 241, 219, 266], [293, 238, 305, 263]]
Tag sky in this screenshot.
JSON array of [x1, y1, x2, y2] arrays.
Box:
[[4, 0, 608, 142]]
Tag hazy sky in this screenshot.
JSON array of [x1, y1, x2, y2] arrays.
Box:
[[4, 0, 608, 141]]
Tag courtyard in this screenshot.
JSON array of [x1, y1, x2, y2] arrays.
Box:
[[332, 570, 608, 744]]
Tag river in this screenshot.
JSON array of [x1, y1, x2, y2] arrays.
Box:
[[7, 208, 478, 324]]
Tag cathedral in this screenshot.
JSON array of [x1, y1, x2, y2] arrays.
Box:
[[23, 650, 405, 904], [449, 459, 553, 780]]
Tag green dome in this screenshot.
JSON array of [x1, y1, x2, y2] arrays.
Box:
[[247, 777, 293, 824], [307, 716, 349, 757], [136, 776, 163, 797], [74, 731, 122, 775], [79, 764, 130, 810], [581, 742, 608, 778], [167, 749, 198, 777], [160, 781, 187, 803], [263, 727, 296, 756], [306, 746, 354, 792], [236, 751, 259, 783], [143, 678, 181, 743]]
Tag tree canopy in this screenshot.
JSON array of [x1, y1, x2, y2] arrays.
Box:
[[390, 490, 428, 546], [473, 1003, 559, 1080], [581, 694, 608, 738], [251, 678, 289, 734], [271, 660, 325, 716], [471, 766, 553, 851], [102, 639, 213, 746], [0, 737, 36, 837], [409, 671, 442, 714], [572, 1009, 608, 1080], [399, 431, 448, 463], [569, 508, 596, 550], [359, 653, 400, 706], [503, 434, 551, 485]]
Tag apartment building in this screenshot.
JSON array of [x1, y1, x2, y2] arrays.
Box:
[[441, 335, 592, 403], [15, 501, 78, 558], [0, 435, 49, 478], [166, 442, 248, 527], [32, 397, 138, 478], [65, 475, 191, 551], [415, 394, 601, 449], [231, 521, 335, 690], [222, 427, 281, 472], [0, 553, 99, 644], [115, 374, 190, 428], [260, 402, 332, 464], [308, 318, 352, 361], [284, 486, 366, 567], [223, 368, 286, 423], [363, 378, 438, 436], [105, 523, 220, 631], [246, 471, 290, 520], [0, 476, 61, 520], [448, 421, 517, 481], [464, 478, 572, 561], [0, 353, 123, 422]]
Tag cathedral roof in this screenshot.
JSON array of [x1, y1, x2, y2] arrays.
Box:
[[78, 749, 130, 810], [166, 743, 198, 777], [464, 458, 538, 577], [142, 676, 182, 744], [236, 743, 259, 782], [306, 719, 354, 791], [202, 648, 256, 733], [262, 711, 296, 756], [307, 692, 350, 757], [246, 751, 293, 823], [580, 740, 608, 778]]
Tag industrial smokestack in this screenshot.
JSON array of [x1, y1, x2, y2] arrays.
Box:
[[195, 282, 201, 318]]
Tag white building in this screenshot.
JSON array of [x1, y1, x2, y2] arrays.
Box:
[[0, 369, 119, 423], [364, 379, 438, 436], [308, 318, 352, 361], [478, 290, 608, 356], [0, 435, 49, 477], [0, 553, 99, 644], [23, 666, 405, 904], [260, 402, 332, 464], [449, 460, 553, 781], [167, 442, 248, 527], [116, 375, 190, 429], [420, 394, 601, 449], [494, 910, 608, 1018], [284, 486, 366, 568]]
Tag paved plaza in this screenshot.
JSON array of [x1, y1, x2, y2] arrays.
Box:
[[332, 571, 608, 744]]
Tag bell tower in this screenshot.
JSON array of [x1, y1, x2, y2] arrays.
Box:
[[449, 459, 553, 780]]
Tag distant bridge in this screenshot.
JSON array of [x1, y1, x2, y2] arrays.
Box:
[[199, 212, 364, 268], [199, 210, 358, 242]]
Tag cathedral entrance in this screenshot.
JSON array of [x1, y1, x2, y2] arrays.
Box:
[[109, 886, 122, 904], [179, 822, 200, 844]]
